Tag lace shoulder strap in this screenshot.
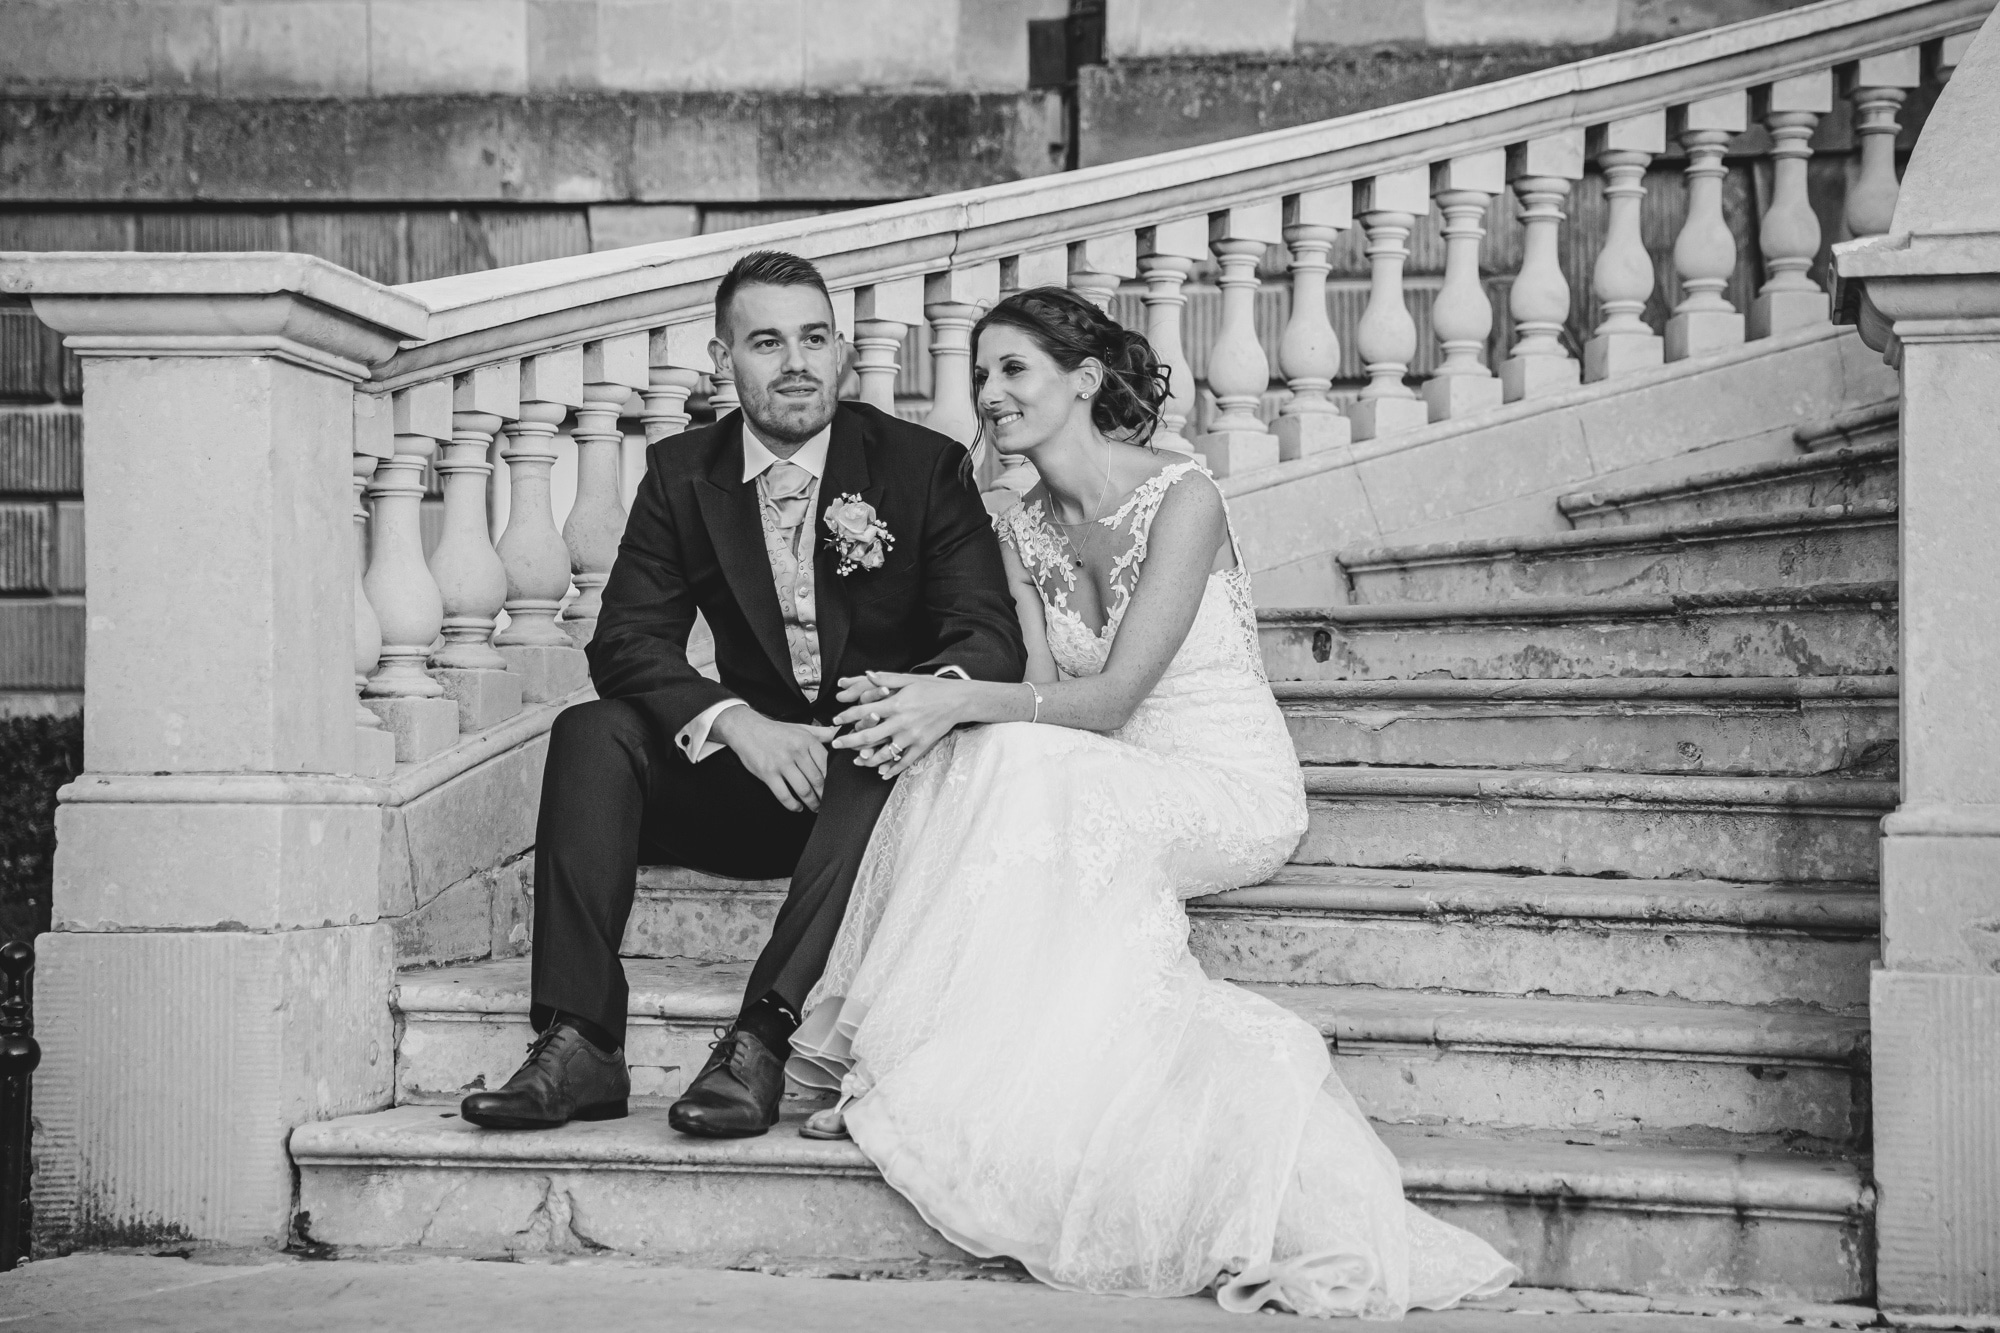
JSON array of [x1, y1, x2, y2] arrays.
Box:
[[1102, 457, 1222, 619], [994, 495, 1077, 598]]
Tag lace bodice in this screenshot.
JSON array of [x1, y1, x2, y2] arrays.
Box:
[[995, 458, 1267, 690]]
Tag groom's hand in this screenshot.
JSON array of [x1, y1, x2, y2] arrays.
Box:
[[711, 708, 839, 813]]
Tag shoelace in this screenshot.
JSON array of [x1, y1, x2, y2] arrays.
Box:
[[523, 1027, 560, 1064]]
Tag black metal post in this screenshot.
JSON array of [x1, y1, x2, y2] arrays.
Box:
[[0, 941, 38, 1271]]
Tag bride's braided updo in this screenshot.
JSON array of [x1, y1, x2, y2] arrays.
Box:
[[971, 286, 1173, 449]]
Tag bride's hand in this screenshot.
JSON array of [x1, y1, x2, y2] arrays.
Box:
[[833, 674, 897, 706], [832, 672, 963, 779]]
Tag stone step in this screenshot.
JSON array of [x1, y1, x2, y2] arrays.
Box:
[[1276, 677, 1897, 777], [1337, 503, 1897, 604], [391, 958, 1867, 1151], [292, 1104, 1870, 1300], [1296, 765, 1894, 884], [1259, 582, 1897, 682], [624, 865, 1877, 1013], [1559, 410, 1896, 529]]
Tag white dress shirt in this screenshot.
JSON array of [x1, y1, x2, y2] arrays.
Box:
[[674, 419, 970, 765]]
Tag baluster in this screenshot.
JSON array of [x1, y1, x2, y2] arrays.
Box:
[[1272, 187, 1354, 455], [1198, 202, 1284, 475], [431, 363, 521, 732], [565, 334, 648, 645], [1069, 234, 1136, 313], [1500, 132, 1586, 400], [1584, 112, 1667, 380], [1424, 155, 1505, 421], [924, 263, 1001, 452], [1751, 72, 1834, 339], [1665, 94, 1748, 361], [1349, 169, 1432, 439], [349, 393, 395, 776], [854, 277, 924, 415], [1139, 218, 1207, 455], [494, 350, 588, 704], [1844, 49, 1922, 239], [365, 379, 463, 757]]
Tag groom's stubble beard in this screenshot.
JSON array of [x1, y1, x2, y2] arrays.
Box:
[[739, 368, 838, 447]]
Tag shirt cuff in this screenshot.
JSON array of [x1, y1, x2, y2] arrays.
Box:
[[932, 665, 970, 681], [677, 698, 747, 762]]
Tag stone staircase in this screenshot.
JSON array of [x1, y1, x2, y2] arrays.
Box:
[[294, 396, 1898, 1302]]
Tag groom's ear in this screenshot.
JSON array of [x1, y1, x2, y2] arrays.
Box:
[[708, 336, 732, 381]]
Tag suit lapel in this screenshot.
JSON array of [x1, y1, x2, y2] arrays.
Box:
[[692, 414, 805, 701], [812, 406, 876, 709]]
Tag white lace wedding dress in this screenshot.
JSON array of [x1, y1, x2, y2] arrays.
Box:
[[788, 459, 1517, 1317]]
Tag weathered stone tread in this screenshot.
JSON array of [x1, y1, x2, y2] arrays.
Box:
[[1272, 677, 1898, 702], [1557, 439, 1897, 523], [1300, 764, 1897, 811], [1260, 580, 1898, 627]]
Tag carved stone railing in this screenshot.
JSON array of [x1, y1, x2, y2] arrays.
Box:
[[0, 0, 1985, 1254]]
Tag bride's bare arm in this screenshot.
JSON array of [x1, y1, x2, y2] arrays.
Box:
[[832, 475, 1230, 776], [1000, 539, 1062, 685]]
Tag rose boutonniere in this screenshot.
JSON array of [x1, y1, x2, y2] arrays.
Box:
[[824, 493, 894, 575]]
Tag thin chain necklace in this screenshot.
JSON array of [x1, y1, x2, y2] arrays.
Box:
[[1047, 443, 1117, 570]]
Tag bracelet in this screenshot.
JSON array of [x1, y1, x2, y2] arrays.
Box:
[[1024, 681, 1042, 724]]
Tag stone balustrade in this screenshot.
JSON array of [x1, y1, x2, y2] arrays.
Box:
[[0, 0, 1986, 1258]]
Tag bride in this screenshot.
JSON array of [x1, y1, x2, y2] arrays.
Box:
[[783, 287, 1516, 1318]]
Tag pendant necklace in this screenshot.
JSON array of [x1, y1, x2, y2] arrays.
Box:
[[1049, 444, 1116, 569]]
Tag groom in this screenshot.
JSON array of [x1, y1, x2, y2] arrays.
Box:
[[461, 250, 1024, 1138]]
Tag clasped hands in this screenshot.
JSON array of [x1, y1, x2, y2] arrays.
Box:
[[832, 671, 969, 780]]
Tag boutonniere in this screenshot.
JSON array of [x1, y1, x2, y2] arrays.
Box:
[[824, 493, 895, 575]]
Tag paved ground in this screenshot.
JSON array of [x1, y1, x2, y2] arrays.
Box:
[[0, 1253, 1871, 1333]]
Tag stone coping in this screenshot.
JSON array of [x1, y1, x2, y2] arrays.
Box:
[[1559, 439, 1899, 517], [361, 1, 1981, 380], [289, 1103, 1869, 1215]]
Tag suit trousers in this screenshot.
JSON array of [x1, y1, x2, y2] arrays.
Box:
[[530, 696, 897, 1048]]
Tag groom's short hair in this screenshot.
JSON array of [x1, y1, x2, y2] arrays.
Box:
[[714, 250, 833, 340]]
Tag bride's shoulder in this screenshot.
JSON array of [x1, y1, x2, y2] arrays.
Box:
[[1113, 452, 1221, 524]]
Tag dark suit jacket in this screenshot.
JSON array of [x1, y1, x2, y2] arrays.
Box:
[[586, 401, 1027, 744]]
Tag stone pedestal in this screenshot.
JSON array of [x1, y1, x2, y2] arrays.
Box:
[[498, 644, 590, 704], [1749, 289, 1831, 340], [1499, 353, 1581, 401], [6, 252, 427, 1252], [1273, 411, 1350, 460], [353, 726, 397, 777], [1422, 372, 1504, 422], [1346, 396, 1429, 441], [433, 666, 525, 733], [1583, 330, 1664, 382], [363, 696, 461, 761], [1664, 309, 1745, 361], [1836, 66, 2000, 1302], [1193, 428, 1280, 478]]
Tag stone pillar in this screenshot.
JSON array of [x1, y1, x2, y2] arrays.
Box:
[[1197, 202, 1285, 475], [1137, 218, 1206, 456], [5, 252, 422, 1250], [1844, 49, 1923, 240], [1500, 130, 1587, 400], [1424, 154, 1505, 421], [565, 334, 649, 646], [853, 276, 922, 416], [1067, 234, 1135, 313], [1276, 186, 1354, 455], [495, 350, 588, 703], [923, 262, 1001, 454], [1751, 72, 1835, 339], [361, 380, 457, 760], [429, 363, 524, 733], [1832, 18, 2000, 1310], [1347, 168, 1432, 440], [1584, 111, 1668, 381], [1665, 93, 1749, 361], [348, 394, 395, 779]]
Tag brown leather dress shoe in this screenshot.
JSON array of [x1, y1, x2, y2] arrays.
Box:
[[461, 1024, 630, 1129], [667, 1028, 785, 1138]]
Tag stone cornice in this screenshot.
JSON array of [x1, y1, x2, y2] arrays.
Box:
[[0, 252, 429, 381], [1833, 230, 2000, 357]]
